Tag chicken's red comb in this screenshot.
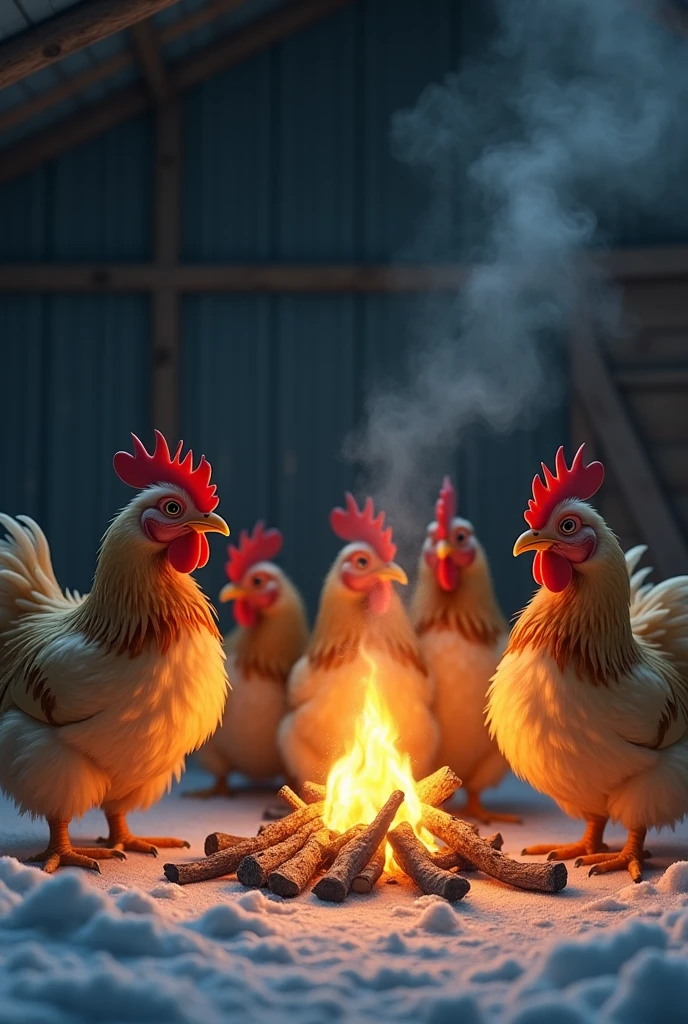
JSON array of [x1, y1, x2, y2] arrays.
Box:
[[330, 493, 396, 562], [113, 430, 219, 513], [435, 476, 457, 540], [226, 522, 283, 583], [525, 444, 604, 529]]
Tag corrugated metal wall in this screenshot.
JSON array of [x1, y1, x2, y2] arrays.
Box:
[[0, 0, 606, 627]]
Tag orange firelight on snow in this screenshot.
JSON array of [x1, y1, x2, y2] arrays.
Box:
[[323, 649, 435, 871]]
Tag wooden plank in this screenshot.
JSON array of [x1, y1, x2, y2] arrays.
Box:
[[0, 0, 182, 91], [152, 100, 180, 439], [173, 0, 355, 92], [0, 263, 468, 292], [0, 86, 149, 185], [571, 319, 688, 576], [0, 51, 133, 134], [130, 19, 168, 104]]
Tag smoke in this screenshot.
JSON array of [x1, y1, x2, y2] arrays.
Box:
[[350, 0, 688, 558]]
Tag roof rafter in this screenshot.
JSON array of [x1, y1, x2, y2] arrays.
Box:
[[130, 19, 168, 104], [0, 0, 183, 92], [0, 0, 355, 186]]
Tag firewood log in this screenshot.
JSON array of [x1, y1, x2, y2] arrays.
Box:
[[204, 801, 323, 855], [237, 819, 323, 888], [430, 832, 503, 871], [268, 827, 335, 898], [421, 805, 567, 893], [312, 791, 405, 903], [351, 844, 386, 893], [388, 823, 470, 901]]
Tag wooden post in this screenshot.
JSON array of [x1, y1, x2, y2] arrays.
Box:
[[570, 318, 688, 576], [152, 100, 180, 439]]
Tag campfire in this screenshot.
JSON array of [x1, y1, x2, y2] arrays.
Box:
[[165, 655, 567, 901]]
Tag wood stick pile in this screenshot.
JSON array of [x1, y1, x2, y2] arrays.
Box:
[[163, 766, 567, 901]]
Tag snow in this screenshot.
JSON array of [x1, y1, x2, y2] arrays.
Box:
[[1, 768, 688, 1022]]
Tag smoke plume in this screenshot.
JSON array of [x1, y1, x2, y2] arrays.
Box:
[[350, 0, 688, 566]]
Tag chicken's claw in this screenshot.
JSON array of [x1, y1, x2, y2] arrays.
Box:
[[27, 846, 126, 873], [522, 816, 609, 861], [101, 812, 190, 856], [574, 827, 647, 882]]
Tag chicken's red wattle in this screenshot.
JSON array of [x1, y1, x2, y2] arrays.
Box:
[[168, 532, 202, 574], [437, 557, 458, 592], [533, 550, 572, 593], [234, 599, 258, 628], [368, 580, 392, 616]]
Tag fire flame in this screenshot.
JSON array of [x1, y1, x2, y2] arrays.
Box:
[[323, 648, 434, 871]]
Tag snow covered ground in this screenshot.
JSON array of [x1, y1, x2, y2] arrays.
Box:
[[1, 767, 688, 1023]]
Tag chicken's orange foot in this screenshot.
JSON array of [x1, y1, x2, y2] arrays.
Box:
[[100, 812, 190, 857], [463, 791, 522, 825], [182, 776, 233, 799], [27, 820, 127, 873], [575, 828, 647, 883], [522, 815, 608, 860]]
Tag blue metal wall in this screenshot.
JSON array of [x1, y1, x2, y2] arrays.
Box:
[[0, 0, 601, 625]]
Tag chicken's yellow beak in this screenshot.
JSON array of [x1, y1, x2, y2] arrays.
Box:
[[436, 539, 453, 561], [187, 512, 230, 536], [376, 562, 408, 586], [219, 583, 245, 603], [513, 529, 556, 557]]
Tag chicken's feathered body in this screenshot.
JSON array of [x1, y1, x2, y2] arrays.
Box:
[[278, 585, 436, 786], [412, 554, 510, 810], [487, 445, 688, 879], [196, 571, 308, 785], [0, 512, 227, 823]]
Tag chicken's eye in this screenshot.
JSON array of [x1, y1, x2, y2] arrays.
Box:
[[162, 499, 183, 518], [559, 517, 578, 535], [455, 531, 466, 544], [252, 575, 264, 588], [355, 555, 369, 569]]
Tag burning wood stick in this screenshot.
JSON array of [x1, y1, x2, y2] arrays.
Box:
[[268, 827, 335, 898], [237, 819, 323, 888], [204, 801, 323, 855], [421, 805, 567, 893], [415, 767, 462, 806], [351, 844, 386, 894], [277, 785, 306, 811], [430, 832, 504, 872], [300, 766, 461, 810], [320, 824, 365, 865], [388, 823, 470, 902], [301, 781, 324, 804], [164, 803, 324, 885], [313, 791, 405, 903]]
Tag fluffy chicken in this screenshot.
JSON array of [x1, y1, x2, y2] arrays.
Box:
[[191, 522, 308, 796], [411, 477, 516, 823], [278, 494, 438, 786], [0, 431, 229, 872], [487, 444, 688, 880]]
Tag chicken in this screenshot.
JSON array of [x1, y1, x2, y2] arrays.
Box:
[[278, 494, 438, 786], [411, 477, 517, 824], [0, 431, 229, 872], [487, 444, 688, 881], [191, 522, 308, 797]]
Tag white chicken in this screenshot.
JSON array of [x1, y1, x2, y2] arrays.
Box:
[[411, 477, 516, 823], [278, 494, 438, 786], [0, 431, 229, 871], [487, 444, 688, 880], [192, 522, 308, 796]]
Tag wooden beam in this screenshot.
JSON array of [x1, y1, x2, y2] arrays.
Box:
[[0, 51, 133, 135], [173, 0, 355, 92], [0, 264, 471, 292], [0, 0, 355, 185], [130, 19, 168, 104], [159, 0, 249, 44], [152, 101, 181, 439], [0, 0, 182, 92], [1, 248, 688, 291], [571, 318, 688, 576], [0, 87, 149, 184]]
